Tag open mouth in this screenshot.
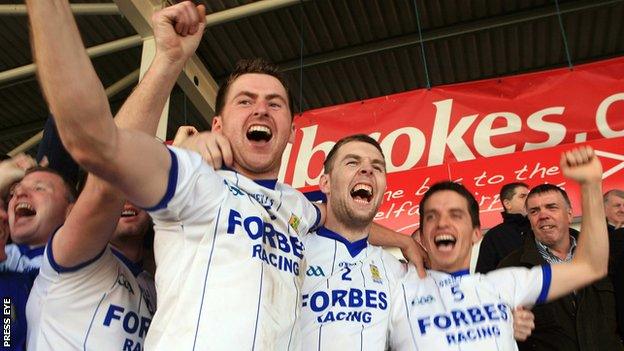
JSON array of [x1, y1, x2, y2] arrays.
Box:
[[15, 202, 36, 218], [350, 183, 373, 204], [434, 234, 456, 251], [539, 224, 556, 231], [246, 125, 272, 143], [121, 208, 138, 218]]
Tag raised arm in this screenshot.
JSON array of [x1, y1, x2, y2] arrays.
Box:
[[26, 0, 204, 209], [547, 146, 607, 301]]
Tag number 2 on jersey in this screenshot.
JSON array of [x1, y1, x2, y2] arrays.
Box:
[[341, 266, 352, 281]]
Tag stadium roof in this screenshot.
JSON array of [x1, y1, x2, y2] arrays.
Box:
[[1, 0, 623, 155]]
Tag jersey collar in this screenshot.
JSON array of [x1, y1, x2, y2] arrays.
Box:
[[317, 226, 368, 258], [221, 166, 277, 190], [449, 269, 470, 277], [111, 248, 144, 277], [17, 244, 45, 259]]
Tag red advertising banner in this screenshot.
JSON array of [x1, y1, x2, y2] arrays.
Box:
[[280, 57, 624, 190], [302, 136, 624, 233]]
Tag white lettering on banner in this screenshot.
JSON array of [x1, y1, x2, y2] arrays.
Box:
[[474, 112, 521, 156], [596, 93, 624, 138], [522, 107, 566, 151], [283, 91, 624, 187], [380, 127, 426, 172], [427, 99, 478, 165], [293, 125, 335, 187]]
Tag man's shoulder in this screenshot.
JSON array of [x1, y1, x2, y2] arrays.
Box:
[[497, 247, 531, 269]]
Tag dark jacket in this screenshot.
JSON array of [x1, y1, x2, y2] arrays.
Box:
[[475, 212, 531, 273], [611, 228, 624, 340], [499, 230, 623, 351]]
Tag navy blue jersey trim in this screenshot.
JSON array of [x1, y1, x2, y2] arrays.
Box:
[[192, 205, 223, 351], [316, 227, 368, 258], [47, 227, 107, 273], [254, 179, 277, 190], [144, 147, 178, 212], [304, 189, 326, 203], [83, 293, 107, 350], [111, 248, 143, 277], [17, 243, 45, 259], [251, 264, 265, 351], [449, 269, 470, 277], [537, 264, 552, 304]]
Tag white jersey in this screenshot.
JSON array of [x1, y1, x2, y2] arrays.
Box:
[[145, 147, 320, 351], [0, 243, 44, 273], [300, 227, 406, 351], [389, 265, 551, 351], [26, 242, 156, 351]]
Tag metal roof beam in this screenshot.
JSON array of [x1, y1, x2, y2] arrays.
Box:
[[114, 0, 306, 123], [279, 0, 624, 72], [0, 4, 120, 16], [0, 35, 141, 85], [7, 69, 140, 156]]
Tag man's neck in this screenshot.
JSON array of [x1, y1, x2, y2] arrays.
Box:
[[110, 241, 143, 264], [324, 218, 369, 243], [546, 236, 572, 261], [230, 162, 278, 181]]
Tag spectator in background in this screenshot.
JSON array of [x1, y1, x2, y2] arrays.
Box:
[[605, 189, 624, 233], [476, 182, 530, 273], [0, 156, 75, 273], [0, 155, 40, 351], [499, 184, 623, 351]]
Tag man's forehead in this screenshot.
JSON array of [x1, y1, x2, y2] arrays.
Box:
[[607, 194, 624, 203], [24, 170, 62, 183], [228, 73, 287, 97], [424, 190, 469, 212], [337, 141, 384, 161], [527, 190, 565, 206], [514, 186, 529, 195]]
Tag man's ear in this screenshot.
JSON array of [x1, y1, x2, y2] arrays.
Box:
[[212, 116, 223, 132], [288, 121, 295, 144], [319, 173, 331, 195], [502, 198, 511, 212], [472, 227, 483, 244]]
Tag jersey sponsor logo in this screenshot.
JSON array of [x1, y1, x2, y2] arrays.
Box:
[[252, 245, 300, 275], [412, 295, 435, 305], [417, 303, 509, 344], [306, 266, 325, 277], [103, 304, 151, 350], [369, 264, 382, 284], [227, 209, 304, 255], [445, 325, 501, 345], [302, 289, 388, 324]]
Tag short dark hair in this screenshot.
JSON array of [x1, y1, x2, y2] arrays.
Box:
[[500, 182, 529, 212], [24, 167, 78, 203], [419, 181, 480, 229], [214, 58, 293, 118], [323, 134, 384, 173], [527, 184, 571, 209]]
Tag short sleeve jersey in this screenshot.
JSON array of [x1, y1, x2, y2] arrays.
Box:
[[26, 241, 156, 351], [390, 265, 551, 351], [300, 227, 406, 351], [145, 147, 320, 351]]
